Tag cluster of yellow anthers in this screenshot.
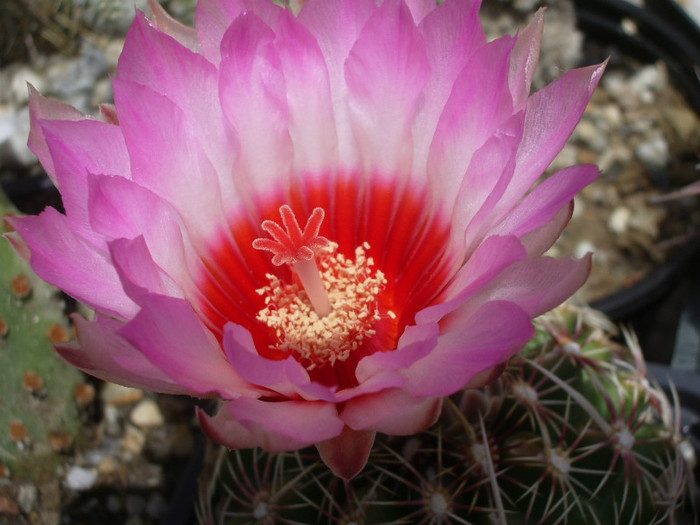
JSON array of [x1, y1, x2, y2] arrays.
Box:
[[256, 242, 391, 370]]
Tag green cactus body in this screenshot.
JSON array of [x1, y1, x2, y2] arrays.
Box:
[[198, 305, 696, 524], [0, 190, 85, 480]]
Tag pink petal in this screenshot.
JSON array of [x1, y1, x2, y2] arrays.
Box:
[[119, 11, 237, 204], [332, 369, 407, 403], [345, 0, 429, 174], [223, 323, 406, 402], [275, 11, 338, 173], [57, 314, 192, 395], [222, 323, 333, 400], [298, 0, 377, 166], [450, 114, 523, 256], [3, 232, 30, 261], [86, 174, 200, 295], [341, 390, 442, 435], [464, 362, 507, 389], [509, 8, 544, 107], [9, 210, 136, 318], [195, 0, 246, 64], [119, 294, 256, 398], [196, 406, 259, 449], [503, 62, 606, 207], [35, 118, 130, 241], [413, 0, 484, 172], [195, 0, 283, 65], [198, 397, 345, 452], [27, 86, 87, 182], [316, 427, 376, 480], [503, 255, 593, 317], [112, 79, 228, 242], [493, 164, 599, 240], [86, 173, 172, 237], [404, 0, 438, 24], [355, 323, 439, 384], [403, 301, 534, 397], [108, 236, 183, 300], [147, 0, 199, 51], [455, 255, 592, 321], [519, 201, 573, 256], [298, 0, 376, 70], [218, 12, 293, 193], [98, 103, 119, 124], [36, 115, 129, 179], [417, 235, 527, 324], [427, 35, 515, 211]]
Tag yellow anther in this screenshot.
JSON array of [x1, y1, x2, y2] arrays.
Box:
[[256, 242, 386, 369]]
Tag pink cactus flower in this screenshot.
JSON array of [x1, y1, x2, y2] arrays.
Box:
[[8, 0, 605, 479]]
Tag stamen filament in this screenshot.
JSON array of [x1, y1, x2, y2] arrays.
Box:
[[293, 258, 332, 317]]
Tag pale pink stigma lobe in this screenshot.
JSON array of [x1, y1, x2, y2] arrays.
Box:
[[253, 205, 329, 266], [253, 205, 332, 317]]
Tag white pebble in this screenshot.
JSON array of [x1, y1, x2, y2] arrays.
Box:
[[10, 67, 45, 105], [574, 119, 597, 143], [65, 466, 98, 491], [597, 143, 632, 173], [130, 399, 164, 428], [629, 64, 667, 95], [103, 404, 122, 437], [636, 135, 669, 169], [607, 207, 631, 235], [603, 72, 637, 108], [574, 240, 596, 259], [0, 105, 16, 144], [575, 118, 608, 153], [122, 425, 146, 456], [686, 0, 700, 28], [101, 383, 144, 406], [0, 107, 35, 167], [16, 484, 37, 514], [679, 439, 697, 470], [628, 203, 665, 238], [598, 103, 623, 129]]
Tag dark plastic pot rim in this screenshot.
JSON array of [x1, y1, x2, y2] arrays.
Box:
[[575, 0, 700, 320]]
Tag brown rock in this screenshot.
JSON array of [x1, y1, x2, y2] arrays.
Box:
[[10, 274, 32, 299], [46, 323, 70, 344], [0, 494, 19, 515]]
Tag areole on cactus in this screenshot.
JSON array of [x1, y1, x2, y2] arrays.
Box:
[[7, 0, 606, 478]]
